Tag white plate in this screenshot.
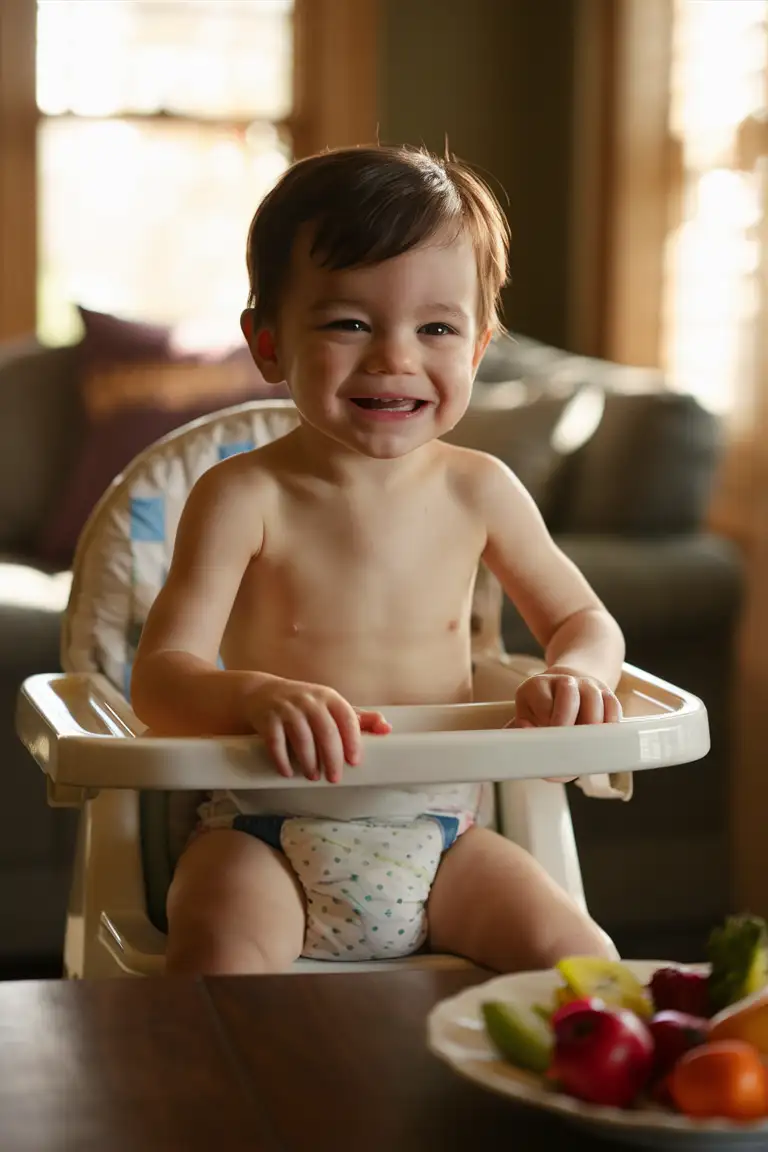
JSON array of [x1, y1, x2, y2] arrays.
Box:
[[427, 961, 768, 1149]]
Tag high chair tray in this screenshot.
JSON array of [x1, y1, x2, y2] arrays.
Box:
[[17, 660, 709, 791]]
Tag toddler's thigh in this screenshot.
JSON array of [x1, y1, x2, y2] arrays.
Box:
[[168, 828, 306, 957], [427, 826, 614, 972]]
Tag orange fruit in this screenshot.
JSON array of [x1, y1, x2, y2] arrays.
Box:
[[709, 989, 768, 1055], [668, 1040, 768, 1121]]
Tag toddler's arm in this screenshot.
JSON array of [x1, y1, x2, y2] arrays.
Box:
[[130, 463, 274, 736], [471, 453, 625, 727]]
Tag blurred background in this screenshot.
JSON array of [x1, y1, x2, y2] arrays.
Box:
[[0, 0, 767, 976]]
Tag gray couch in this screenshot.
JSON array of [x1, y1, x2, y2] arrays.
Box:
[[0, 333, 743, 972]]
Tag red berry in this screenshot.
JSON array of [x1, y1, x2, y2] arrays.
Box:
[[649, 968, 710, 1018]]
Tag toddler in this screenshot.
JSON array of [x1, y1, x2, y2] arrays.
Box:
[[131, 146, 625, 975]]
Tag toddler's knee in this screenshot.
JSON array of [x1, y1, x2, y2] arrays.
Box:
[[540, 910, 618, 969], [166, 916, 295, 976]]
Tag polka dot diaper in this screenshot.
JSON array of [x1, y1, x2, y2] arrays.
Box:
[[279, 817, 447, 961]]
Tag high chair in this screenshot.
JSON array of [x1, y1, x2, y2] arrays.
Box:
[[15, 401, 710, 979]]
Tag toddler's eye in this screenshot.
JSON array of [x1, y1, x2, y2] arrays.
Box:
[[419, 322, 458, 337], [324, 318, 369, 333]]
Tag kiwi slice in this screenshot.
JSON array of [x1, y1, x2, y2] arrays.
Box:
[[556, 957, 651, 1018], [482, 1001, 554, 1074]]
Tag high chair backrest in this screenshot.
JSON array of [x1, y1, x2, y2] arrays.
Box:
[[62, 399, 505, 693], [64, 401, 298, 686]]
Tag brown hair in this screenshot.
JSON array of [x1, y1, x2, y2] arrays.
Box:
[[245, 145, 510, 333]]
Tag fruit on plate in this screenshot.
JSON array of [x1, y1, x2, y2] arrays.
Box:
[[551, 997, 606, 1026], [648, 1010, 708, 1080], [649, 967, 710, 1019], [708, 986, 768, 1055], [668, 1040, 768, 1121], [482, 1001, 553, 1074], [549, 1003, 654, 1108], [556, 957, 652, 1019], [708, 914, 768, 1015]]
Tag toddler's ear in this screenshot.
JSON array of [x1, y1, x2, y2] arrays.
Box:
[[240, 309, 283, 384], [472, 327, 494, 373]]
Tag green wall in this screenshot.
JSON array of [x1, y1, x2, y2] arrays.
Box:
[[377, 0, 576, 348]]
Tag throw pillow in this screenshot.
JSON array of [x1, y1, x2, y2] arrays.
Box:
[[441, 388, 590, 514], [38, 307, 289, 568]]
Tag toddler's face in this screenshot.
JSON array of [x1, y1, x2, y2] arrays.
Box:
[[253, 226, 491, 459]]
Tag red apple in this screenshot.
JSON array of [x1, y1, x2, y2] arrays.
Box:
[[551, 1004, 654, 1108], [552, 997, 606, 1027], [648, 1010, 708, 1081]]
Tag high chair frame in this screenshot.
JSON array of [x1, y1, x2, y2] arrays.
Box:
[[15, 401, 710, 979]]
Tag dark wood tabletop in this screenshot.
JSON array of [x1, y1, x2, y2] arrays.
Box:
[[0, 967, 631, 1151]]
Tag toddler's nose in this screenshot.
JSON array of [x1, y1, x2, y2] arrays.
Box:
[[362, 334, 416, 376]]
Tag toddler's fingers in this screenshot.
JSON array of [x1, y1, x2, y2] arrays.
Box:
[[516, 678, 554, 726], [260, 714, 293, 778], [304, 703, 346, 783], [357, 709, 392, 735], [328, 698, 366, 766], [283, 709, 320, 780], [550, 677, 581, 726], [576, 680, 604, 725], [603, 691, 623, 724]]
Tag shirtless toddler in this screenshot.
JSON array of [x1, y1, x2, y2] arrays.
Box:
[[131, 146, 625, 976]]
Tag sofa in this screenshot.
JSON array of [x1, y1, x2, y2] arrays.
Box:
[[0, 329, 743, 972]]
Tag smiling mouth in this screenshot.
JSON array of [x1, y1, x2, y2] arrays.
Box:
[[351, 398, 427, 412]]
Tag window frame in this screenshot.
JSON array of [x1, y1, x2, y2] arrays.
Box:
[[0, 0, 378, 340]]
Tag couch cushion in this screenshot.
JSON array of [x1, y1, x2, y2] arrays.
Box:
[[0, 559, 71, 671], [549, 392, 721, 536], [0, 340, 81, 552], [501, 534, 742, 653]]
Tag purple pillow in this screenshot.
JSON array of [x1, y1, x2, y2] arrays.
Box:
[[37, 308, 288, 568]]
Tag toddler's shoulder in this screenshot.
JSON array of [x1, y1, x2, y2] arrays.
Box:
[[440, 440, 520, 502], [185, 439, 281, 519]]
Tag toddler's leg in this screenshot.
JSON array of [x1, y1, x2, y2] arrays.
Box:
[[427, 826, 616, 973], [166, 828, 306, 975]]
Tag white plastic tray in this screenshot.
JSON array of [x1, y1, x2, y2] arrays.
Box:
[[16, 660, 710, 792]]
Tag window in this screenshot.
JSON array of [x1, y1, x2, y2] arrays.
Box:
[[662, 0, 768, 414], [35, 0, 294, 348]]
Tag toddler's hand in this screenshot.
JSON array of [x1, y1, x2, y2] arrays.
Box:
[[244, 679, 390, 783], [512, 669, 622, 729], [508, 669, 622, 783]]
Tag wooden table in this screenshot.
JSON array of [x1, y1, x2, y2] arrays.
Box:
[[0, 968, 629, 1151]]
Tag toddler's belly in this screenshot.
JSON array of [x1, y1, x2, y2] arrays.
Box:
[[216, 782, 483, 823], [221, 632, 474, 710]]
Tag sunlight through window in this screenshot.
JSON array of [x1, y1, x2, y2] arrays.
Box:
[[35, 1, 294, 347], [663, 0, 767, 414]]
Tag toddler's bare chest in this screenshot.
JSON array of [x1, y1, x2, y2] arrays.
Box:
[[237, 495, 485, 639]]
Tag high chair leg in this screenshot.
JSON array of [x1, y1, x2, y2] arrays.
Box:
[[64, 790, 152, 979]]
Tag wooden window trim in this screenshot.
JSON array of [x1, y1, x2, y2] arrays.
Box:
[[0, 0, 378, 340], [292, 0, 378, 158], [0, 0, 37, 341], [568, 0, 673, 367]]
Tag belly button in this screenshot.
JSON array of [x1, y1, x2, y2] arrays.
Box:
[[290, 622, 300, 636]]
